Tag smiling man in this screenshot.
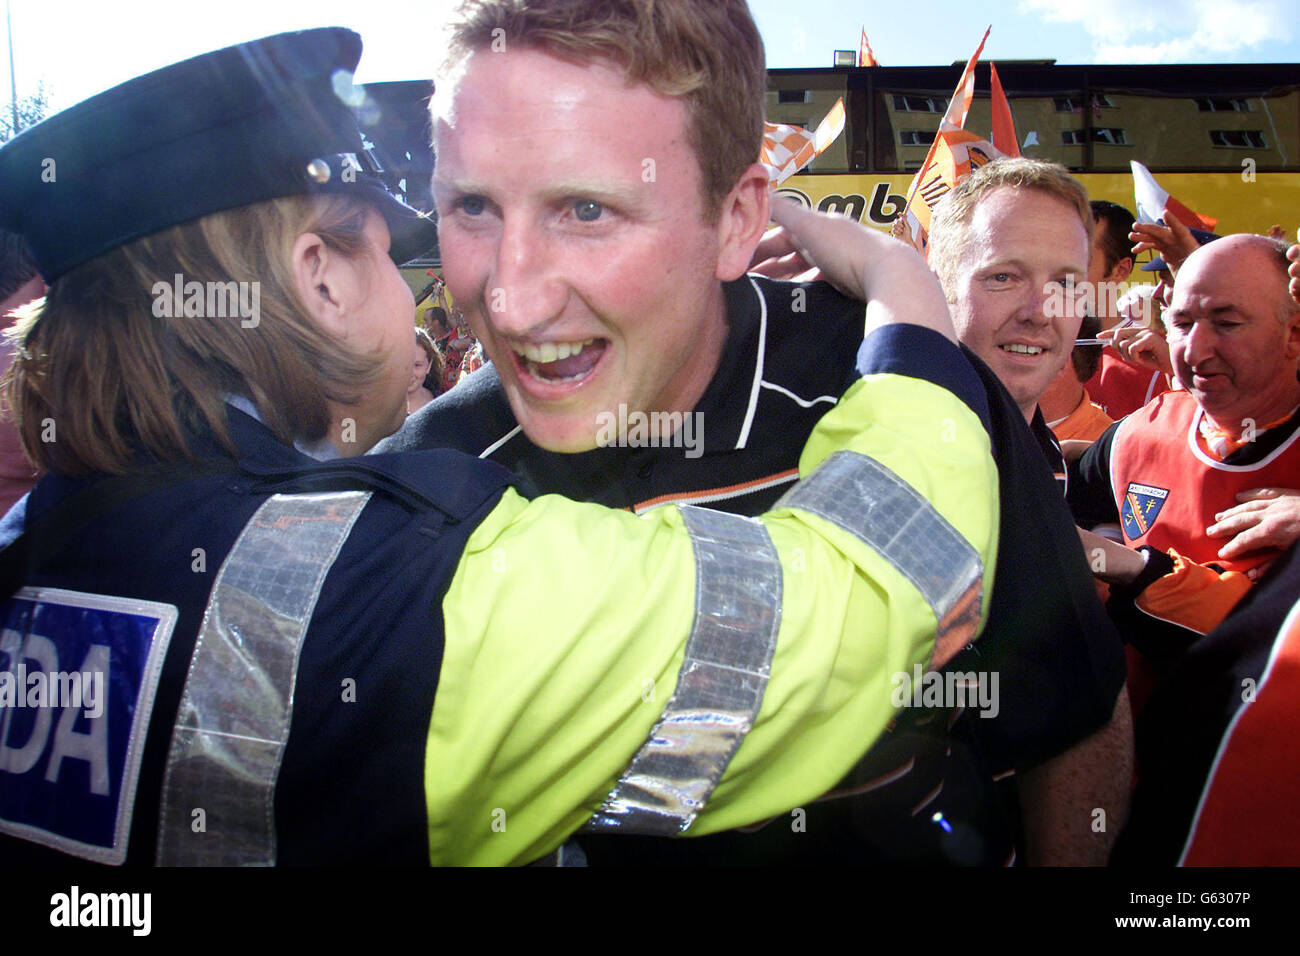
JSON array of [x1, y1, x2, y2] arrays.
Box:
[[426, 13, 766, 455], [928, 159, 1093, 434]]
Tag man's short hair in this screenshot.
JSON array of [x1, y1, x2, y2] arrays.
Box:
[[928, 158, 1094, 293], [0, 230, 39, 303], [1090, 200, 1136, 276], [435, 0, 766, 220]]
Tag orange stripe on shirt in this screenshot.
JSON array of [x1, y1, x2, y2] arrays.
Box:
[[632, 468, 799, 514]]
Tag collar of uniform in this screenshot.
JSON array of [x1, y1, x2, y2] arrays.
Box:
[[692, 275, 767, 454], [224, 394, 340, 461]]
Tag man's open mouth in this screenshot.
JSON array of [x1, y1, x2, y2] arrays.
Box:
[[511, 338, 608, 383], [1000, 343, 1046, 356]]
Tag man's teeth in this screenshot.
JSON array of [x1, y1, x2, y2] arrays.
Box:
[[512, 339, 595, 363], [1002, 344, 1044, 355]]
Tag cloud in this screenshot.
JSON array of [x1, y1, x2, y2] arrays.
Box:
[[1018, 0, 1292, 62]]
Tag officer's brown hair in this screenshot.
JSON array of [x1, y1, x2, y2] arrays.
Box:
[[435, 0, 767, 221], [2, 195, 386, 475]]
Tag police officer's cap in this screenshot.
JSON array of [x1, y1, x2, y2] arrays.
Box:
[[0, 28, 437, 281]]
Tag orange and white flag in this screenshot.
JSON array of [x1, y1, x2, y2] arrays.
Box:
[[990, 62, 1020, 158], [761, 97, 846, 187], [1131, 160, 1218, 232], [901, 129, 1003, 252], [858, 29, 879, 67], [899, 27, 993, 252]]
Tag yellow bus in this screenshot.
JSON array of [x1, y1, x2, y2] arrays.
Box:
[[365, 61, 1300, 304], [768, 61, 1300, 238]]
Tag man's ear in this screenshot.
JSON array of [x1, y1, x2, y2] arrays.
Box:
[[292, 230, 351, 338], [1284, 309, 1300, 361], [715, 163, 772, 282], [1109, 255, 1134, 284]]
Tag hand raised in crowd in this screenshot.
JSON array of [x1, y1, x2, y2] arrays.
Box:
[[1207, 488, 1300, 561], [1288, 242, 1300, 305], [1099, 322, 1173, 377], [1129, 209, 1200, 277]]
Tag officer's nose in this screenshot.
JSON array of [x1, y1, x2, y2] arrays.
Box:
[[483, 217, 568, 339]]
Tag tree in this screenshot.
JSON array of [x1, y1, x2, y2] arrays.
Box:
[[2, 81, 49, 143]]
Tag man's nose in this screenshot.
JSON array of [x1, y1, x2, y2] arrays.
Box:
[[1019, 279, 1057, 326], [1181, 319, 1216, 366], [484, 217, 568, 338]]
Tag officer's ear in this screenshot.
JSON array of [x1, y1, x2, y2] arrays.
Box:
[[292, 229, 364, 337], [714, 163, 771, 283]]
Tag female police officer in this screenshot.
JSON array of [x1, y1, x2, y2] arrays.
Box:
[[0, 29, 996, 865]]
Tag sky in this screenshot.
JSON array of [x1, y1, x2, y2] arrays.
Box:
[[5, 0, 1299, 113]]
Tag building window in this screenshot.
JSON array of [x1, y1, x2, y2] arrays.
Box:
[[1197, 97, 1252, 112], [777, 89, 812, 105], [1210, 129, 1266, 148], [1054, 94, 1115, 112], [892, 94, 944, 113], [899, 129, 937, 146], [1061, 128, 1128, 145]]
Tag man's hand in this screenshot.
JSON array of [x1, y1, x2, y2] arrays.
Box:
[[1287, 242, 1300, 306], [1129, 210, 1200, 277], [1207, 488, 1300, 560], [750, 224, 821, 282], [1078, 526, 1147, 585], [762, 198, 958, 343], [1099, 324, 1172, 377]]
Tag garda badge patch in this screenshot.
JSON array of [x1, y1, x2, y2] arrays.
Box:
[[1121, 482, 1169, 540], [0, 588, 176, 864]]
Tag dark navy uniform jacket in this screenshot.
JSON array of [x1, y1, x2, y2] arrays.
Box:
[[0, 407, 513, 865]]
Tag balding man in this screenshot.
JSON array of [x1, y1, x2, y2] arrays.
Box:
[[1070, 235, 1300, 657]]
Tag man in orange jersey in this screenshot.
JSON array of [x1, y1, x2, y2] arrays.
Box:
[[1070, 235, 1300, 661]]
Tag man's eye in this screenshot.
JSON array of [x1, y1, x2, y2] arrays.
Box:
[[459, 196, 486, 216], [990, 273, 1011, 283], [573, 199, 603, 222]]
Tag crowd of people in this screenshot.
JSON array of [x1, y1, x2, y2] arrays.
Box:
[[0, 0, 1296, 869]]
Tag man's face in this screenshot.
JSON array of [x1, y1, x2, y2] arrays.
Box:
[[944, 187, 1091, 419], [433, 48, 735, 451], [1165, 237, 1300, 428]]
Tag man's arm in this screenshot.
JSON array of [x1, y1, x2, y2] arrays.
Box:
[[1018, 692, 1133, 866]]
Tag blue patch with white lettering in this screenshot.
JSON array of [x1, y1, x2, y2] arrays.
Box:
[[1120, 482, 1170, 541], [0, 588, 175, 864]]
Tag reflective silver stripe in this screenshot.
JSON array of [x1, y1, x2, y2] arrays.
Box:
[[582, 505, 783, 835], [776, 450, 983, 660], [155, 491, 370, 866]]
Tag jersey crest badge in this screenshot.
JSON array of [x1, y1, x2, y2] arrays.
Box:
[[1121, 482, 1169, 540]]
